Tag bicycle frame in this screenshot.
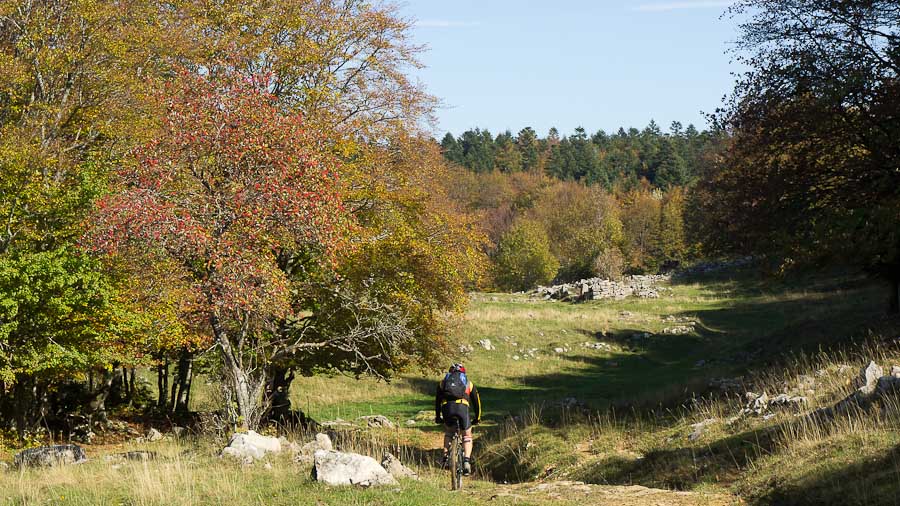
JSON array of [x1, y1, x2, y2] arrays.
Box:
[[449, 419, 465, 490]]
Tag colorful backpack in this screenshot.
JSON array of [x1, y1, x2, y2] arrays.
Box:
[[441, 370, 469, 400]]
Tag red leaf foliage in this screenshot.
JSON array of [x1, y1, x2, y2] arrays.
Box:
[[87, 69, 353, 320]]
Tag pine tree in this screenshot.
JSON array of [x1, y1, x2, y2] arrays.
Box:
[[441, 133, 464, 164]]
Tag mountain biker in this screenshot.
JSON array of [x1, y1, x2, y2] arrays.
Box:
[[435, 362, 481, 476]]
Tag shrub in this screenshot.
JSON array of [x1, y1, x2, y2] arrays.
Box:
[[493, 219, 559, 291], [593, 248, 626, 281]]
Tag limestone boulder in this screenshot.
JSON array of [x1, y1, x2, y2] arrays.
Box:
[[15, 445, 87, 468], [313, 450, 397, 487]]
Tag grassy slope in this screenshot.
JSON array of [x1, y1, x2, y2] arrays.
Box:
[[3, 268, 898, 505], [292, 268, 885, 423], [294, 268, 900, 504]]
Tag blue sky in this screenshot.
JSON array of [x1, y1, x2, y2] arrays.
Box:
[[399, 1, 744, 138]]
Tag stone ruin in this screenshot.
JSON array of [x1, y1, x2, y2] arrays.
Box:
[[533, 274, 669, 302]]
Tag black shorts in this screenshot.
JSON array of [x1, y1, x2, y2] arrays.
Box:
[[442, 402, 471, 431]]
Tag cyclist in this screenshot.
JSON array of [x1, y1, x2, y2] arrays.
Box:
[[435, 362, 481, 475]]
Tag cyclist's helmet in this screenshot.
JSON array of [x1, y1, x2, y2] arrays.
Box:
[[449, 362, 466, 373]]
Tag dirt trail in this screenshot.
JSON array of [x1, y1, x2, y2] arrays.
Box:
[[472, 480, 741, 505]]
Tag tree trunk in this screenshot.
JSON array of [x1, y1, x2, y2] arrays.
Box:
[[128, 368, 136, 402], [156, 358, 169, 410], [88, 368, 121, 426], [14, 376, 27, 442], [172, 349, 193, 413], [121, 366, 130, 401], [890, 277, 899, 315], [265, 365, 295, 426], [211, 313, 263, 430]]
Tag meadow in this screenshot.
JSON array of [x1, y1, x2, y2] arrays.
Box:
[[2, 267, 898, 505]]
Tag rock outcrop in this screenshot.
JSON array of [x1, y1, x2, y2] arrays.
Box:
[[359, 415, 394, 428], [313, 450, 397, 487], [15, 445, 87, 468], [533, 275, 669, 302], [381, 453, 419, 480], [221, 430, 282, 462]]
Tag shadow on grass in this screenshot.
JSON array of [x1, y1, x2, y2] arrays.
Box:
[[748, 445, 900, 506]]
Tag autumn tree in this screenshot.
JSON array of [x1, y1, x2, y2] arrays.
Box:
[[0, 0, 180, 432], [699, 0, 900, 311], [621, 188, 663, 273], [530, 181, 624, 281], [88, 70, 353, 429], [657, 188, 688, 264], [158, 1, 484, 421], [494, 219, 559, 291]]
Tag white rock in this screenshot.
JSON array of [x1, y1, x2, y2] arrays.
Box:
[[359, 415, 394, 428], [313, 450, 397, 487], [222, 430, 282, 461], [477, 339, 495, 351], [146, 428, 163, 442], [381, 453, 419, 480], [859, 361, 883, 394]]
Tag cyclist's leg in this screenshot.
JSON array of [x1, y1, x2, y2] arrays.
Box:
[[441, 404, 456, 456], [462, 426, 473, 458]]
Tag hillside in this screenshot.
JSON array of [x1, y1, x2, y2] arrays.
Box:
[[3, 267, 899, 505]]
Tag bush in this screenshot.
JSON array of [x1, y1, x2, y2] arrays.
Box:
[[593, 248, 626, 281], [493, 219, 559, 291]]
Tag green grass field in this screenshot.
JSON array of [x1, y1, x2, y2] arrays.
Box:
[[3, 267, 898, 505], [291, 268, 886, 424]]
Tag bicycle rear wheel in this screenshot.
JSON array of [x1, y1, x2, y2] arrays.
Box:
[[450, 433, 461, 490]]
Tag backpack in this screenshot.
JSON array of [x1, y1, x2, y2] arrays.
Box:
[[441, 371, 469, 400]]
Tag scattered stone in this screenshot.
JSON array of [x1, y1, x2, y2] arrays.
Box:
[[381, 453, 419, 480], [320, 418, 354, 428], [740, 392, 769, 416], [263, 462, 273, 470], [512, 355, 520, 361], [221, 430, 282, 461], [582, 342, 612, 351], [146, 428, 163, 442], [14, 445, 87, 468], [662, 325, 694, 335], [71, 426, 96, 444], [313, 450, 397, 487], [405, 419, 416, 426], [553, 347, 566, 354], [477, 339, 495, 351], [359, 415, 394, 429], [294, 433, 334, 464], [459, 344, 474, 354], [859, 361, 884, 394], [688, 418, 717, 441], [105, 451, 157, 462], [892, 366, 900, 379]]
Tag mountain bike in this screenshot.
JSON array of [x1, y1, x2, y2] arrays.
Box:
[[449, 418, 465, 490]]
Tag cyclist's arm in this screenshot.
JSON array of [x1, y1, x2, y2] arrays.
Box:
[[470, 383, 482, 423]]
